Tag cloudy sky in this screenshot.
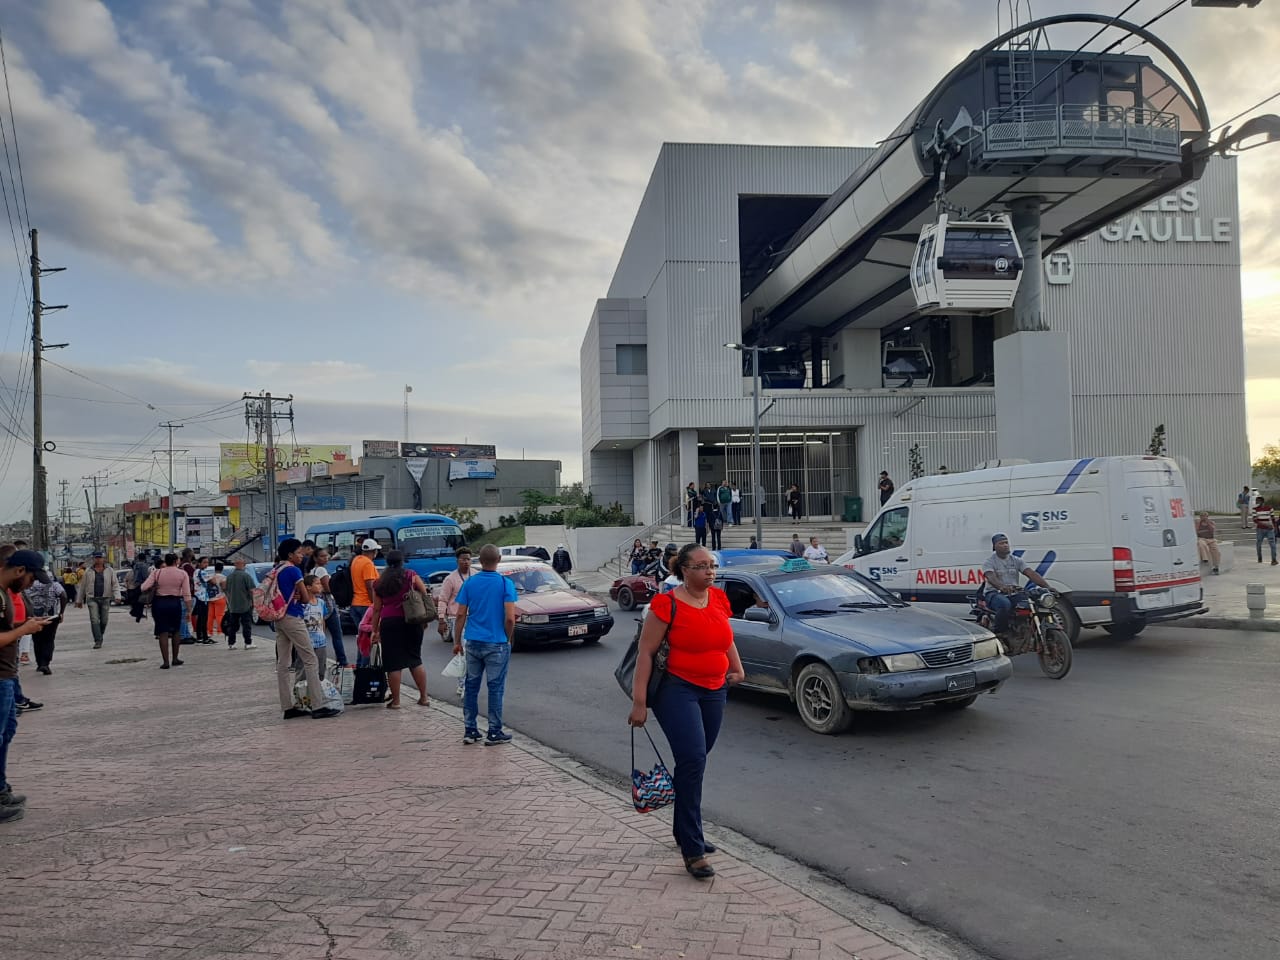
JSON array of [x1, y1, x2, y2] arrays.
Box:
[[0, 0, 1276, 523]]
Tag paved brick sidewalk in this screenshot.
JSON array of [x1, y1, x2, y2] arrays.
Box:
[[0, 609, 932, 960]]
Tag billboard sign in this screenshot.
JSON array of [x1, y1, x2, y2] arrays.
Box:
[[362, 439, 401, 459], [219, 443, 352, 482], [448, 458, 498, 480], [401, 442, 496, 459]]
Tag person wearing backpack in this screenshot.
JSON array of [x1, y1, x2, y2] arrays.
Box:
[[270, 539, 340, 720]]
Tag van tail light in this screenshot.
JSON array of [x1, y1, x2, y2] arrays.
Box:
[[1113, 547, 1135, 593]]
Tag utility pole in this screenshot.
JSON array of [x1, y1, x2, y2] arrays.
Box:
[[159, 422, 184, 549], [403, 384, 412, 442], [243, 393, 294, 549], [82, 472, 105, 545], [29, 228, 68, 553]]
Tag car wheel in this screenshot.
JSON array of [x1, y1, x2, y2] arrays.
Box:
[[617, 586, 636, 611], [1102, 623, 1145, 640], [937, 695, 978, 711], [794, 662, 853, 735]]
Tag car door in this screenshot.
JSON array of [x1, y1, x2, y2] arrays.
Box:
[[849, 506, 912, 592], [720, 575, 788, 691]]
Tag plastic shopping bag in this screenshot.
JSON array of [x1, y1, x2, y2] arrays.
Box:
[[442, 653, 467, 679], [320, 680, 345, 714]]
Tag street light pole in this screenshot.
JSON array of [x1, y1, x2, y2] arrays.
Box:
[[727, 342, 785, 549], [751, 346, 763, 549]]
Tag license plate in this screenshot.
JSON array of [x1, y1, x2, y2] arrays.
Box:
[[945, 671, 976, 692], [568, 624, 589, 636], [1137, 590, 1172, 610]]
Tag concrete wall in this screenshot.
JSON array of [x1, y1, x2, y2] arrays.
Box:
[[522, 524, 567, 552], [569, 525, 645, 574], [584, 449, 635, 517]]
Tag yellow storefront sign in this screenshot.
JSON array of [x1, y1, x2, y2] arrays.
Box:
[[219, 443, 353, 482]]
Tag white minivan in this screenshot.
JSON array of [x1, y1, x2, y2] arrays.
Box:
[[839, 456, 1206, 640]]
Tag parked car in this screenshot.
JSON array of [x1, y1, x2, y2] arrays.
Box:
[[611, 548, 793, 611], [499, 544, 551, 561], [709, 558, 1012, 735], [495, 559, 612, 648]]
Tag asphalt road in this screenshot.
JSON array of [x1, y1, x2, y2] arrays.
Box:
[[418, 614, 1280, 960]]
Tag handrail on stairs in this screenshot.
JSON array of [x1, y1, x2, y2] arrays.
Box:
[[607, 504, 686, 577]]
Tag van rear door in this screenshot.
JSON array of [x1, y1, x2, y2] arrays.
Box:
[[1123, 460, 1200, 613]]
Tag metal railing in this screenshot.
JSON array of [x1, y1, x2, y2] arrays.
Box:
[[981, 104, 1182, 159], [606, 504, 686, 577]]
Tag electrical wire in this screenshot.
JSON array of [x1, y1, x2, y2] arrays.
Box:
[[0, 27, 31, 236], [1207, 89, 1280, 137]]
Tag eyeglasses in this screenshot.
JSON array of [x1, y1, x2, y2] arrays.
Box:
[[687, 563, 719, 571]]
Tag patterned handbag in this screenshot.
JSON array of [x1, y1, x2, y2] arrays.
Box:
[[631, 726, 676, 814]]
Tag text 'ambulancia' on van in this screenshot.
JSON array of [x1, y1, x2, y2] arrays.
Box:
[[839, 456, 1206, 641]]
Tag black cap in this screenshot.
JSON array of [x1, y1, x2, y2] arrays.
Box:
[[6, 549, 51, 583]]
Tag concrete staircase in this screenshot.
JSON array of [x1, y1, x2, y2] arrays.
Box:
[[699, 517, 864, 554]]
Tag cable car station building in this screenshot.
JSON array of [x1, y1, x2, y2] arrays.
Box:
[[580, 16, 1247, 523]]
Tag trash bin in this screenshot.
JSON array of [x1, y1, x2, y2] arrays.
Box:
[[842, 496, 863, 523]]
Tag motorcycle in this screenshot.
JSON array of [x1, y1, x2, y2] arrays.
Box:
[[970, 584, 1073, 679]]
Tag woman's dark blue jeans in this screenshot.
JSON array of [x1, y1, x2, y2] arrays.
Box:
[[651, 673, 727, 859]]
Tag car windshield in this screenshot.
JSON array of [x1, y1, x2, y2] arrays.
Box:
[[396, 523, 466, 558], [503, 566, 570, 595], [766, 570, 906, 615]]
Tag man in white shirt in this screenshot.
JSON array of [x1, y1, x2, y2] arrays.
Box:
[[437, 547, 474, 694], [803, 537, 830, 563]]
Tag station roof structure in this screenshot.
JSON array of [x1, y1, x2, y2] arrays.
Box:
[[742, 14, 1212, 343]]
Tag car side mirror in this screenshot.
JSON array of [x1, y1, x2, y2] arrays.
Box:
[[853, 534, 864, 554], [744, 607, 774, 624]]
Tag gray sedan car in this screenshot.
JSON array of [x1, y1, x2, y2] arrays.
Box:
[[716, 561, 1012, 734]]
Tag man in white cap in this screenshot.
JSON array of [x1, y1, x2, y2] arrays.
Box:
[[348, 538, 381, 635], [551, 543, 572, 577]]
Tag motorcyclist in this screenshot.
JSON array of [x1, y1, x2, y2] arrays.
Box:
[[981, 533, 1053, 633]]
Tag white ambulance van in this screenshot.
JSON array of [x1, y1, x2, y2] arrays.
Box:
[[841, 456, 1206, 640]]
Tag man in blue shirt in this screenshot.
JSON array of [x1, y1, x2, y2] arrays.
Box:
[[453, 544, 517, 745]]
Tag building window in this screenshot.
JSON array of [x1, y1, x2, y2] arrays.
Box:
[[616, 344, 648, 376]]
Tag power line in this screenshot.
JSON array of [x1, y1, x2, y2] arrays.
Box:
[[1208, 88, 1280, 137], [0, 27, 28, 238]]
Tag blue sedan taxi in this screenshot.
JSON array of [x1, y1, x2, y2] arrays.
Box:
[[717, 558, 1012, 734]]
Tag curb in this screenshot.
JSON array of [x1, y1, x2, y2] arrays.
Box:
[[1164, 615, 1280, 632], [427, 698, 981, 960]]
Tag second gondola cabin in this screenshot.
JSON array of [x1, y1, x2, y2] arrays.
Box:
[[910, 214, 1024, 313]]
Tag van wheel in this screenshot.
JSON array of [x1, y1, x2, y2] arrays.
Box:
[[1102, 623, 1145, 640], [794, 663, 853, 735], [616, 586, 636, 611], [1053, 599, 1081, 644]]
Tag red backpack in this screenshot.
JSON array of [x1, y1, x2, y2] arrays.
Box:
[[252, 563, 288, 623]]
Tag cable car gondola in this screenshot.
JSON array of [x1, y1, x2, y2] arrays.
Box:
[[882, 344, 934, 389], [910, 213, 1024, 313]]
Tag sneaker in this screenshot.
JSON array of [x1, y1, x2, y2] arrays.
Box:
[[0, 806, 24, 824], [463, 728, 482, 745], [92, 643, 102, 649], [228, 642, 237, 649], [244, 642, 254, 650], [484, 730, 513, 746], [310, 707, 341, 719], [0, 790, 25, 807], [1212, 568, 1220, 574], [282, 708, 310, 720], [17, 699, 41, 711], [37, 666, 51, 675]]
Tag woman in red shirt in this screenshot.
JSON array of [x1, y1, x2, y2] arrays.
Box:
[[629, 544, 744, 880]]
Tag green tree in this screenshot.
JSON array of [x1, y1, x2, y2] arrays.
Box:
[[1253, 444, 1280, 486], [1147, 424, 1167, 457]]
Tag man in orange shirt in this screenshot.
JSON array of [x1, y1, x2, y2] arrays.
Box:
[[348, 538, 380, 631]]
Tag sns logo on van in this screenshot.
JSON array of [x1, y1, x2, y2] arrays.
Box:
[[1021, 509, 1071, 532]]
